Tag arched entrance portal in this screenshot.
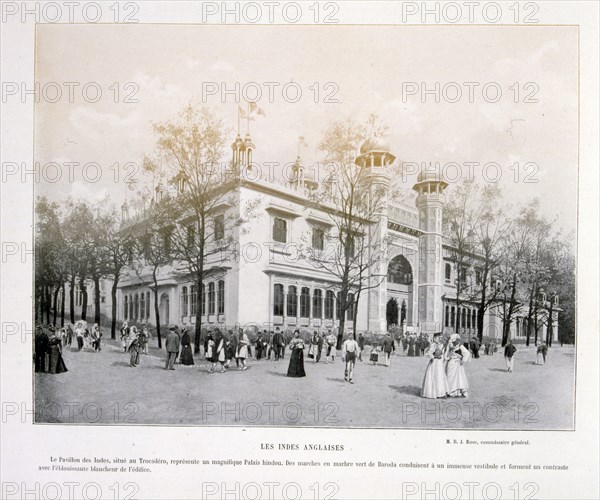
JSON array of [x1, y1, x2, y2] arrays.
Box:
[[386, 298, 399, 329], [159, 293, 170, 326], [387, 254, 414, 326]]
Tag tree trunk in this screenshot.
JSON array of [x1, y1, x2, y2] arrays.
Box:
[[110, 277, 119, 340], [45, 286, 51, 324], [501, 276, 517, 346], [93, 276, 101, 325], [69, 275, 75, 324], [52, 285, 60, 326], [153, 269, 162, 349], [194, 273, 203, 354], [60, 282, 65, 327], [546, 302, 554, 347], [525, 286, 535, 346], [477, 280, 486, 341], [79, 276, 88, 321]]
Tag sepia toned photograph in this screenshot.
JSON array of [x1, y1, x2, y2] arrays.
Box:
[[32, 24, 578, 429]]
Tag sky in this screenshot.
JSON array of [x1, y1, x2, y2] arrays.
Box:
[[34, 24, 578, 233]]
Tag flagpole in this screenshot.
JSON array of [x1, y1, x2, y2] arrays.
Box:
[[246, 101, 250, 135]]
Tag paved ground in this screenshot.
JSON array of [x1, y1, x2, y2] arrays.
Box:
[[34, 339, 575, 429]]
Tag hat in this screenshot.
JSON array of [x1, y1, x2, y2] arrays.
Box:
[[449, 333, 461, 343], [169, 325, 178, 331]]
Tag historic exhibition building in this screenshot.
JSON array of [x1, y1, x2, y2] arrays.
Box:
[[112, 132, 559, 342]]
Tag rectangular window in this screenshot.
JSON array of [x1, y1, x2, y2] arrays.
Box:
[[124, 296, 128, 320], [217, 280, 225, 314], [274, 284, 284, 316], [75, 284, 82, 307], [201, 284, 206, 315], [190, 285, 197, 316], [208, 282, 215, 315], [312, 227, 324, 250], [214, 214, 225, 241], [475, 269, 482, 286], [346, 293, 355, 321], [312, 289, 323, 319], [146, 292, 151, 319], [286, 285, 298, 317], [273, 217, 287, 243], [445, 263, 452, 283], [181, 286, 188, 316], [325, 291, 335, 320], [300, 287, 310, 318]]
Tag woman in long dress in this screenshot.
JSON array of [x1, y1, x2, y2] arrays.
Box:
[[535, 342, 545, 365], [287, 331, 306, 378], [209, 330, 226, 373], [407, 335, 416, 357], [179, 329, 195, 365], [47, 331, 68, 374], [236, 329, 249, 371], [444, 334, 471, 397], [127, 326, 140, 367], [421, 332, 449, 398]]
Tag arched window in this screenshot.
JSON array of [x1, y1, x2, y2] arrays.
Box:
[[325, 291, 335, 320], [217, 280, 225, 314], [313, 289, 323, 319], [190, 285, 197, 316], [124, 295, 128, 320], [129, 294, 134, 320], [300, 287, 310, 318], [472, 310, 477, 331], [287, 285, 298, 317], [201, 284, 206, 316], [134, 293, 139, 320], [445, 305, 449, 327], [146, 291, 151, 319], [467, 308, 471, 328], [274, 284, 284, 316], [208, 282, 215, 315], [451, 307, 455, 327], [346, 293, 355, 321], [181, 286, 188, 317], [445, 263, 452, 283], [462, 308, 466, 329], [388, 255, 413, 285], [140, 292, 145, 319]]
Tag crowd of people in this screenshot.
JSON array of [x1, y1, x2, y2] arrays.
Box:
[[35, 319, 549, 396]]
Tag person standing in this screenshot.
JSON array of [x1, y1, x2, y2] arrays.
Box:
[[535, 342, 545, 366], [180, 328, 195, 365], [127, 326, 140, 367], [66, 324, 73, 347], [165, 326, 180, 370], [287, 330, 306, 378], [317, 332, 325, 363], [421, 332, 449, 399], [272, 328, 284, 361], [47, 330, 68, 374], [140, 325, 150, 354], [92, 323, 102, 351], [357, 332, 365, 362], [120, 321, 129, 352], [342, 332, 359, 384], [75, 322, 85, 351], [407, 335, 416, 357], [309, 331, 319, 363], [382, 333, 394, 367], [444, 334, 471, 397], [35, 325, 49, 373], [237, 329, 249, 371], [504, 339, 517, 372]]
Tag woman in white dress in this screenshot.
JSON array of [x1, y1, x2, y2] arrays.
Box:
[[535, 342, 545, 365], [236, 329, 249, 371], [444, 334, 471, 398], [421, 332, 449, 399]]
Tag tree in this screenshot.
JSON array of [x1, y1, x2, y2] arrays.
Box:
[[305, 115, 390, 348], [143, 104, 241, 352]]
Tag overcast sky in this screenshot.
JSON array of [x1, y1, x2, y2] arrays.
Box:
[[35, 24, 578, 233]]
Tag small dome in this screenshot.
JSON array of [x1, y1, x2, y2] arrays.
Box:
[[417, 165, 444, 183], [360, 136, 390, 154]]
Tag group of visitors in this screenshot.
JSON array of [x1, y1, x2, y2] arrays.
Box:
[[421, 332, 472, 399], [34, 325, 68, 374]]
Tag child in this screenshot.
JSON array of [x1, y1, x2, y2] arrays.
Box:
[[369, 343, 379, 365]]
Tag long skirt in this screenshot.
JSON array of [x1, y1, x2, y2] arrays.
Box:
[[446, 359, 468, 397], [535, 352, 545, 365], [180, 345, 195, 365], [421, 358, 449, 398], [287, 349, 306, 377], [408, 345, 415, 357], [48, 346, 68, 374]]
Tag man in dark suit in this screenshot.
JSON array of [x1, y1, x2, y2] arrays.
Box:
[[35, 325, 49, 373], [273, 328, 284, 361], [504, 339, 517, 372], [165, 326, 181, 370]]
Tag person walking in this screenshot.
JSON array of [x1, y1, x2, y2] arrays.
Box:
[[180, 328, 195, 365], [382, 333, 394, 367], [444, 334, 471, 397], [127, 326, 141, 367], [75, 322, 85, 351], [357, 332, 365, 361], [91, 323, 102, 351], [421, 332, 450, 399], [165, 326, 180, 370], [316, 332, 324, 363], [342, 332, 359, 384], [140, 325, 150, 354], [47, 330, 68, 374], [236, 329, 249, 370], [325, 331, 336, 363], [504, 339, 517, 372]]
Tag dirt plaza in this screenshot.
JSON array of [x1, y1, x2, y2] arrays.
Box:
[[34, 340, 575, 429]]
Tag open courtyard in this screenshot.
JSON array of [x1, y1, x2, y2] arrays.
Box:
[[34, 339, 575, 429]]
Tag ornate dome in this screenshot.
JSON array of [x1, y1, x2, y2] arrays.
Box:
[[417, 165, 444, 183], [359, 136, 390, 154]]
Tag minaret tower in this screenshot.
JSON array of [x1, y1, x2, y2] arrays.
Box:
[[354, 137, 396, 334], [412, 165, 448, 334], [231, 133, 255, 175]]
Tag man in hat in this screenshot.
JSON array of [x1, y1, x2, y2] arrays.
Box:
[[165, 325, 181, 370]]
